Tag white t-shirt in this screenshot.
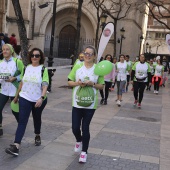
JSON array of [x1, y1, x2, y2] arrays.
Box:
[[116, 62, 129, 81], [154, 65, 164, 77], [19, 65, 49, 102], [132, 62, 150, 82], [0, 57, 23, 96], [68, 63, 104, 109]]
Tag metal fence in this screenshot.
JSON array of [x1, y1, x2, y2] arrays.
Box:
[[44, 36, 95, 58]]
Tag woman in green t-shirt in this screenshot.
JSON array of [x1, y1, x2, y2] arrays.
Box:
[[68, 46, 104, 163]]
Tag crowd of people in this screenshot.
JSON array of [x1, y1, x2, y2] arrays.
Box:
[[0, 42, 169, 163]]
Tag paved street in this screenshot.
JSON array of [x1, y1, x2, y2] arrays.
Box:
[[0, 67, 170, 170]]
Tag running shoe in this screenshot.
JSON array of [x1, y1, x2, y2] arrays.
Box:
[[156, 91, 158, 95], [134, 100, 138, 106], [138, 103, 141, 108], [5, 144, 19, 156], [35, 135, 41, 146], [117, 100, 121, 107], [79, 151, 87, 163], [74, 142, 82, 153], [100, 98, 104, 104], [0, 127, 3, 136], [154, 90, 156, 94], [103, 100, 107, 105]]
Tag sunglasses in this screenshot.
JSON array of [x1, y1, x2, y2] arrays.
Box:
[[83, 52, 94, 57], [31, 54, 41, 58]]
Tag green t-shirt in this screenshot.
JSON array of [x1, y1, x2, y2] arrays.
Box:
[[68, 62, 104, 109], [132, 62, 151, 82]]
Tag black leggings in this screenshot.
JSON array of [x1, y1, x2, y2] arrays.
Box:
[[133, 81, 146, 103], [100, 81, 112, 100], [72, 107, 95, 153], [154, 77, 161, 91], [0, 93, 19, 124]]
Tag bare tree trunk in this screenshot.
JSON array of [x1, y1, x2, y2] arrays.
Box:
[[113, 19, 117, 58], [95, 6, 100, 49], [74, 0, 83, 63], [11, 0, 28, 65]]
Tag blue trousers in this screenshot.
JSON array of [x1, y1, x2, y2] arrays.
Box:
[[14, 97, 47, 144], [72, 107, 95, 153]]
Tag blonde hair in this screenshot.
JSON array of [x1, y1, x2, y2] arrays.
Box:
[[2, 44, 17, 58]]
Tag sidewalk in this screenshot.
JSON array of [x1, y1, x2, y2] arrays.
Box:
[[0, 67, 170, 170]]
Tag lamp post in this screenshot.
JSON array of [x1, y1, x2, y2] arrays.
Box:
[[146, 42, 149, 53], [100, 13, 108, 31], [156, 42, 161, 54], [39, 0, 57, 92], [149, 45, 152, 53], [139, 35, 144, 56], [117, 27, 125, 55]]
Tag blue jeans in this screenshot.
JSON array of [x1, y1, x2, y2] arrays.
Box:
[[72, 107, 95, 153], [14, 97, 47, 144]]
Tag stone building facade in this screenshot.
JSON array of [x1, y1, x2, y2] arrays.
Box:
[[1, 0, 148, 59], [146, 2, 170, 56]]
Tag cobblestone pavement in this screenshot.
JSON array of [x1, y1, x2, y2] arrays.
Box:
[[0, 68, 170, 170]]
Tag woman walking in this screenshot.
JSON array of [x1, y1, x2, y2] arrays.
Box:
[[68, 46, 104, 163], [100, 54, 115, 105], [146, 59, 154, 91], [0, 44, 24, 136], [153, 59, 164, 94], [116, 54, 130, 106], [131, 54, 151, 108], [5, 48, 49, 156]]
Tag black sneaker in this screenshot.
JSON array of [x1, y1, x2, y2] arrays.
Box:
[[0, 128, 3, 136], [100, 98, 104, 104], [5, 144, 19, 156], [35, 135, 41, 146], [103, 100, 107, 105]]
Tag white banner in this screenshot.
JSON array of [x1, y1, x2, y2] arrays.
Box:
[[166, 34, 170, 53], [97, 22, 114, 63]]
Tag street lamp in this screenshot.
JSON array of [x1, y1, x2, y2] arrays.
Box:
[[149, 45, 152, 53], [146, 42, 149, 53], [139, 35, 144, 56], [100, 13, 108, 31], [156, 42, 161, 54], [39, 0, 57, 92], [117, 27, 125, 55]]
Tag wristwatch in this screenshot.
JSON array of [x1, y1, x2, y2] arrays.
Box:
[[41, 96, 45, 100], [93, 83, 96, 87]]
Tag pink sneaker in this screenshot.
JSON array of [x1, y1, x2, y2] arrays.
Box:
[[138, 103, 141, 108], [134, 100, 138, 106], [74, 142, 82, 153], [79, 151, 87, 163]]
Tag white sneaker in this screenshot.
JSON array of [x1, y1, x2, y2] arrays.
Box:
[[79, 151, 87, 163], [154, 90, 156, 94], [74, 142, 82, 152], [156, 91, 158, 94], [117, 100, 121, 106]]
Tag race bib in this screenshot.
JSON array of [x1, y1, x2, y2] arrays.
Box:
[[0, 73, 11, 80]]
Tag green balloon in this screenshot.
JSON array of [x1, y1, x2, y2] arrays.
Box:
[[94, 60, 113, 76], [10, 101, 19, 112]]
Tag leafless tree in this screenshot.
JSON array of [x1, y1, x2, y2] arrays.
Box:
[[90, 0, 132, 57], [135, 0, 170, 30], [11, 0, 28, 65], [74, 0, 84, 63]]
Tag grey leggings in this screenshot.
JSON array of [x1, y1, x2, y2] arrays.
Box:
[[117, 81, 126, 95]]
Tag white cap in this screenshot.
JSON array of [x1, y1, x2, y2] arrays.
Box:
[[156, 56, 160, 60]]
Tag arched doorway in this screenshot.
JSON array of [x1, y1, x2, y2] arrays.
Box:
[[58, 25, 76, 58]]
